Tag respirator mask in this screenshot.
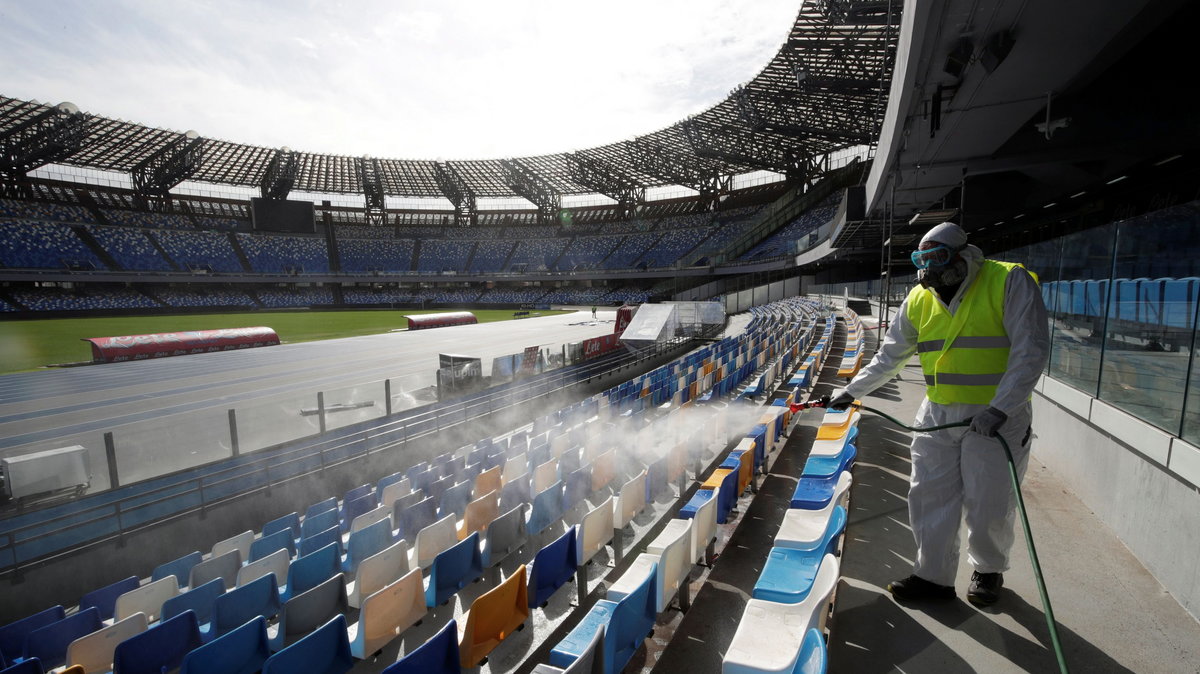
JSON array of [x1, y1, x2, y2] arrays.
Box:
[[912, 243, 968, 289]]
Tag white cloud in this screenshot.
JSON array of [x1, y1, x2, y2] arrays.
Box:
[[0, 0, 799, 159]]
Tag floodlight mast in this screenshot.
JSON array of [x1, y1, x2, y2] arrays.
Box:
[[627, 138, 731, 211], [567, 152, 645, 219], [358, 156, 387, 225], [0, 102, 89, 197], [501, 159, 561, 225], [433, 162, 476, 226]]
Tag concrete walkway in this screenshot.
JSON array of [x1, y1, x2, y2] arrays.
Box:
[[829, 322, 1200, 672]]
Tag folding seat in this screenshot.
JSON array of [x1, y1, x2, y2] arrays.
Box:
[[347, 569, 425, 659], [343, 483, 374, 506], [249, 529, 296, 563], [79, 577, 139, 622], [549, 560, 656, 674], [339, 494, 377, 534], [343, 518, 395, 575], [394, 493, 436, 540], [112, 609, 201, 674], [270, 574, 348, 652], [800, 443, 856, 481], [700, 468, 738, 524], [349, 504, 391, 535], [377, 471, 406, 495], [679, 489, 718, 565], [189, 551, 241, 592], [115, 576, 178, 623], [499, 473, 531, 513], [151, 552, 204, 589], [636, 518, 693, 612], [723, 556, 839, 674], [300, 509, 339, 540], [590, 451, 615, 493], [298, 526, 343, 559], [262, 512, 301, 542], [303, 498, 338, 520], [720, 448, 754, 497], [438, 481, 474, 521], [528, 446, 552, 476], [473, 466, 502, 499], [458, 564, 529, 667], [162, 578, 224, 640], [380, 619, 460, 674], [180, 615, 270, 674], [576, 497, 614, 566], [782, 472, 852, 526], [426, 475, 457, 504], [558, 447, 581, 476], [613, 470, 647, 530], [527, 481, 564, 536], [533, 459, 559, 495], [210, 574, 282, 640], [563, 466, 593, 510], [285, 542, 340, 600], [482, 504, 527, 569], [502, 454, 527, 484], [65, 612, 147, 674], [528, 527, 579, 608], [237, 547, 290, 589], [348, 539, 410, 609], [425, 532, 484, 607], [406, 467, 435, 496], [530, 628, 603, 674], [211, 530, 253, 564], [378, 476, 411, 510], [262, 615, 351, 674], [753, 508, 847, 604], [413, 514, 458, 570], [20, 607, 102, 670]]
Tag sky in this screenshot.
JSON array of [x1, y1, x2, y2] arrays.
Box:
[[0, 1, 800, 160]]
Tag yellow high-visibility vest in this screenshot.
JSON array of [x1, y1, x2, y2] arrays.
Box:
[[905, 259, 1034, 405]]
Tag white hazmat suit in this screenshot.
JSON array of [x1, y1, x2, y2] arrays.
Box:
[[844, 243, 1050, 586]]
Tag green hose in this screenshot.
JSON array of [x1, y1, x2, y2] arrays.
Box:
[[847, 402, 1070, 674]]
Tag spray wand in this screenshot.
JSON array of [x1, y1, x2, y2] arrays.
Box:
[[790, 394, 1068, 674]]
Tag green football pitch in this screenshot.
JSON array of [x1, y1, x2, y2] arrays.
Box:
[[0, 309, 572, 375]]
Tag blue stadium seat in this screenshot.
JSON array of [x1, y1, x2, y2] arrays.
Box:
[[300, 509, 339, 540], [180, 615, 270, 674], [152, 551, 204, 588], [211, 574, 282, 640], [342, 518, 394, 575], [438, 481, 474, 520], [0, 606, 65, 665], [286, 542, 340, 600], [263, 512, 301, 541], [298, 526, 343, 559], [752, 507, 847, 604], [162, 578, 225, 640], [380, 619, 460, 674], [499, 473, 531, 513], [79, 577, 139, 622], [396, 495, 438, 541], [20, 607, 101, 670], [250, 529, 297, 562], [112, 609, 202, 674], [425, 532, 484, 607], [262, 615, 351, 674], [563, 466, 592, 510], [271, 574, 347, 652], [304, 498, 338, 520], [339, 494, 376, 534], [528, 481, 564, 536], [528, 527, 579, 608], [549, 560, 656, 674]]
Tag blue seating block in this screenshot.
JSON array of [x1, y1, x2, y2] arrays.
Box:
[[251, 529, 297, 562], [153, 551, 204, 588], [425, 532, 484, 607], [181, 615, 270, 674], [752, 506, 846, 604], [0, 606, 64, 665], [528, 481, 564, 536], [113, 609, 202, 674], [22, 606, 101, 670], [380, 619, 460, 674], [211, 574, 282, 639], [80, 577, 139, 622], [262, 615, 351, 674], [549, 562, 656, 674], [529, 527, 579, 608], [287, 542, 340, 599]]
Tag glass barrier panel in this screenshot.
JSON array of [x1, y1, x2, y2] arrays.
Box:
[[1047, 223, 1115, 395], [236, 390, 323, 453], [111, 406, 233, 484], [387, 371, 437, 414], [322, 379, 387, 431], [0, 431, 112, 494]]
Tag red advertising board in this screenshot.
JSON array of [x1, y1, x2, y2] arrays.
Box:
[[84, 327, 281, 363], [405, 312, 478, 330]]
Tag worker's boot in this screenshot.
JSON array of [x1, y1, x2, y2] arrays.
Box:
[[967, 571, 1003, 606], [887, 574, 955, 602]]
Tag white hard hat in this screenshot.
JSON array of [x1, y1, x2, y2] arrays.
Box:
[[921, 222, 968, 249]]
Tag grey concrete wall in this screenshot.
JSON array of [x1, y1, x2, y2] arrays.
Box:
[[1032, 393, 1200, 621]]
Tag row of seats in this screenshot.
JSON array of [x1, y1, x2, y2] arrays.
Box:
[[1043, 276, 1200, 331], [738, 195, 840, 261], [838, 310, 864, 378]]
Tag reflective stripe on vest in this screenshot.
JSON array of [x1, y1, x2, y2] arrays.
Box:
[[906, 259, 1028, 405]]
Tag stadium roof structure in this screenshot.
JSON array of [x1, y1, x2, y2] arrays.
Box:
[[0, 1, 900, 208]]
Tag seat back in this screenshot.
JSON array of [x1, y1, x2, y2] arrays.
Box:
[[527, 481, 564, 536], [426, 474, 456, 503], [607, 562, 657, 672], [211, 573, 281, 638], [303, 497, 338, 519], [288, 542, 340, 598], [264, 615, 352, 674], [115, 575, 178, 623], [796, 628, 827, 674], [343, 483, 373, 505], [379, 477, 411, 511], [396, 495, 437, 542], [458, 491, 499, 541], [576, 496, 614, 565], [344, 518, 395, 575], [250, 529, 296, 562], [262, 512, 301, 540], [351, 569, 425, 659], [689, 493, 718, 565], [350, 504, 391, 535], [498, 473, 530, 513], [502, 454, 526, 484], [237, 547, 290, 588], [425, 533, 484, 607], [151, 551, 203, 588], [180, 615, 269, 674], [112, 609, 201, 674], [590, 450, 615, 492], [473, 466, 502, 499], [563, 465, 592, 509], [414, 514, 458, 570], [482, 504, 527, 568], [379, 618, 460, 674], [211, 530, 254, 563], [459, 564, 529, 668], [162, 578, 225, 625], [340, 493, 377, 533], [300, 509, 339, 539], [438, 481, 474, 520], [79, 577, 139, 622], [66, 612, 147, 674], [22, 606, 102, 670], [533, 459, 559, 495], [277, 574, 348, 650], [614, 470, 647, 529], [647, 519, 693, 612], [349, 539, 410, 609], [528, 527, 578, 608], [189, 550, 241, 591], [298, 525, 342, 559]]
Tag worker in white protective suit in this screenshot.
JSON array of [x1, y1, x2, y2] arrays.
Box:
[[828, 222, 1049, 606]]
